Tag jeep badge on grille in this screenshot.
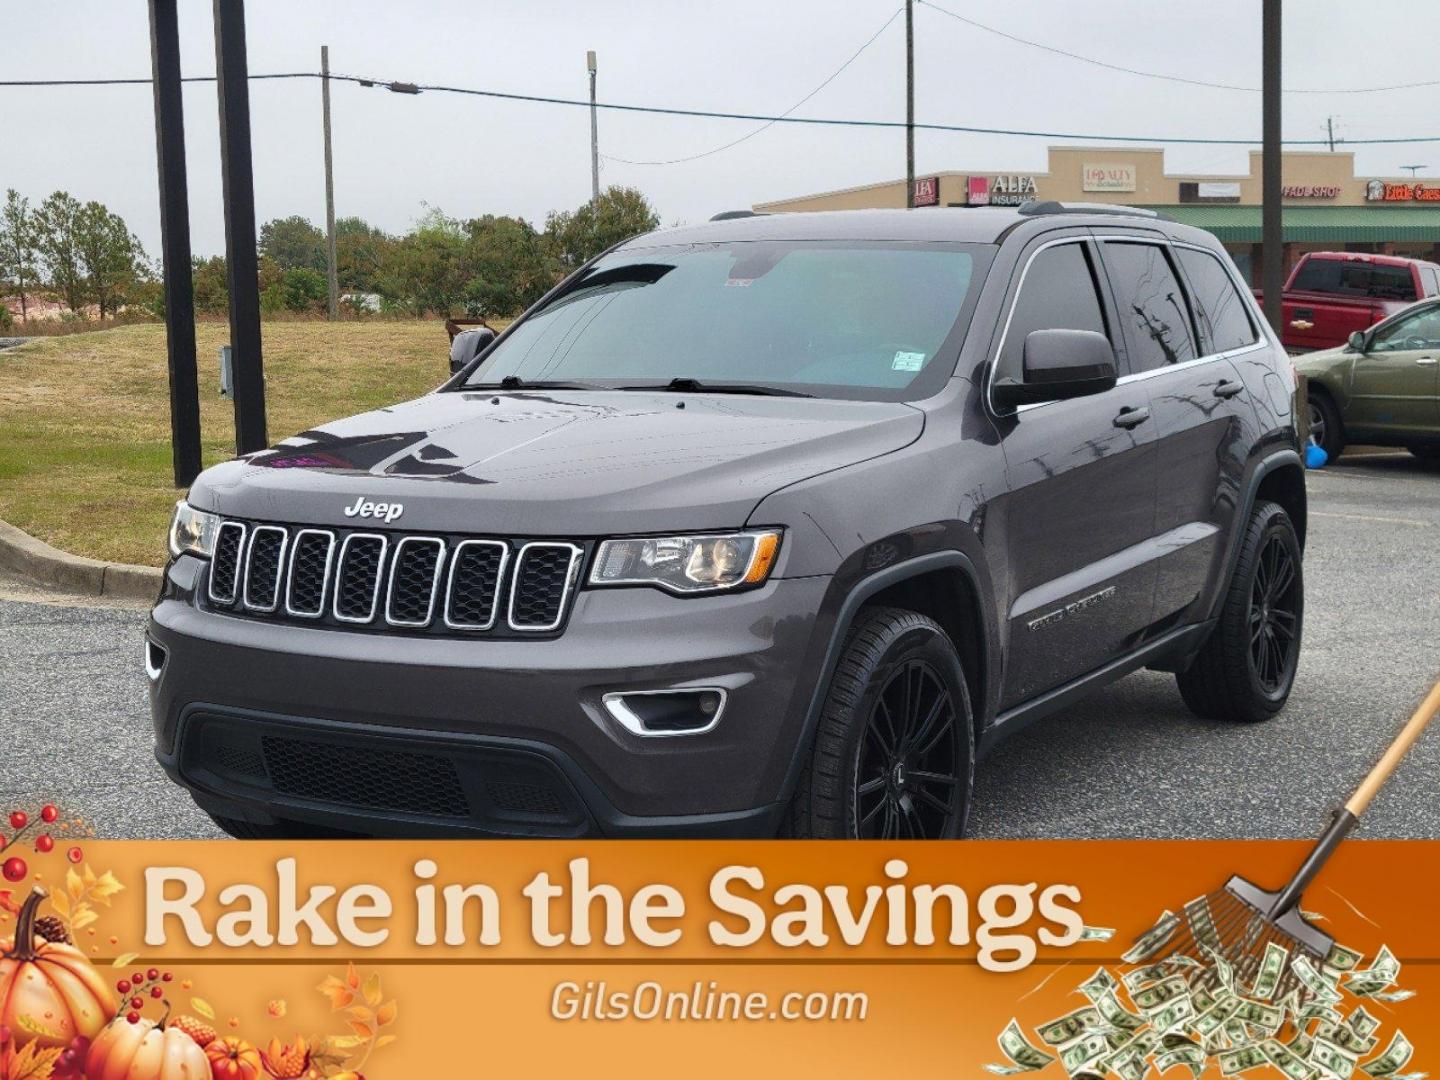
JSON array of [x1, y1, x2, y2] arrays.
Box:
[[343, 496, 404, 523]]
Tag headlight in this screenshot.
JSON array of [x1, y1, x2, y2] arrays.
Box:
[[167, 500, 220, 559], [590, 530, 781, 594]]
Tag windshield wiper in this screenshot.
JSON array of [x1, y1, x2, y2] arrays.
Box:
[[463, 375, 607, 391], [616, 377, 813, 398]]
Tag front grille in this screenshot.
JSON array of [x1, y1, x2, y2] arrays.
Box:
[[205, 520, 585, 637], [260, 735, 470, 817]]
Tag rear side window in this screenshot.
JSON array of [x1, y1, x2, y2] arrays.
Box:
[[1292, 257, 1417, 301], [1101, 242, 1198, 373], [1176, 247, 1258, 353], [999, 241, 1108, 381]]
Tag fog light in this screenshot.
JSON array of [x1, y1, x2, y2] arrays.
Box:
[[602, 688, 727, 737], [144, 639, 167, 683]]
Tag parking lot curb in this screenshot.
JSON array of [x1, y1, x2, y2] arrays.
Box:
[[0, 518, 161, 602]]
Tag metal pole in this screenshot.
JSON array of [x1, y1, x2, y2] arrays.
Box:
[[587, 50, 600, 199], [905, 0, 915, 208], [214, 0, 267, 453], [321, 45, 339, 320], [147, 0, 202, 488], [1326, 116, 1334, 153], [1261, 0, 1283, 337]]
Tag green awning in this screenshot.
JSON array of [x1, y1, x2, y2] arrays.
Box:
[[1154, 205, 1440, 243]]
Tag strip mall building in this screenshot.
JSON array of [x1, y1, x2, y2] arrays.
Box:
[[754, 146, 1440, 283]]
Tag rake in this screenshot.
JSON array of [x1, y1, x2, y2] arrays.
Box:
[[1132, 677, 1440, 1004]]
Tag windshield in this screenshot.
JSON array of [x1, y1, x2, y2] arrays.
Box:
[[461, 240, 991, 401]]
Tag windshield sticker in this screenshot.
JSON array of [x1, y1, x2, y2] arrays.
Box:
[[892, 351, 926, 372]]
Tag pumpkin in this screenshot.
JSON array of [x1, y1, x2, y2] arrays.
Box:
[[86, 1014, 210, 1080], [0, 887, 115, 1049], [206, 1035, 264, 1080]]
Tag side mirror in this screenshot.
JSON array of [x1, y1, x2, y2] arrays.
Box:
[[1347, 330, 1367, 353], [993, 329, 1118, 409], [449, 327, 497, 375]]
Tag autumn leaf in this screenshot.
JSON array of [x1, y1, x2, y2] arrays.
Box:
[[317, 975, 354, 1011], [375, 1000, 397, 1027], [111, 952, 138, 968], [323, 1035, 366, 1052], [361, 972, 382, 1007], [65, 868, 83, 902], [90, 871, 124, 905], [4, 1040, 63, 1080], [346, 1020, 373, 1040], [344, 1006, 373, 1024], [344, 962, 360, 990], [374, 1034, 398, 1050], [14, 1014, 64, 1040], [82, 864, 96, 890], [70, 907, 98, 932], [267, 999, 286, 1018], [191, 997, 216, 1020], [45, 892, 66, 919]]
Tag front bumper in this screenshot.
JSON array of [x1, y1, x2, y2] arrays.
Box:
[[148, 558, 831, 837]]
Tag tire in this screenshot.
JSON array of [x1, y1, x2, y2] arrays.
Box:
[[1408, 445, 1440, 462], [788, 606, 974, 839], [207, 814, 359, 839], [1176, 501, 1303, 723], [1307, 391, 1345, 461]]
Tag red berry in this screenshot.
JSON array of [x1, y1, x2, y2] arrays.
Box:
[[66, 846, 83, 864], [8, 811, 26, 831], [150, 986, 163, 999], [132, 972, 144, 986], [35, 835, 54, 853], [161, 972, 173, 982], [126, 1012, 140, 1024], [130, 996, 143, 1010], [40, 805, 58, 823], [1, 857, 26, 882], [147, 967, 159, 981], [116, 980, 131, 994]]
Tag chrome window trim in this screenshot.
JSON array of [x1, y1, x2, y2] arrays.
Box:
[[283, 528, 336, 619], [332, 532, 389, 624], [507, 541, 584, 633], [207, 521, 247, 605], [988, 233, 1271, 417], [443, 539, 511, 631], [384, 536, 448, 628], [601, 687, 729, 738], [241, 525, 289, 613]]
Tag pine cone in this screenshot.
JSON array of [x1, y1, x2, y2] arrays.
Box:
[[33, 914, 70, 944]]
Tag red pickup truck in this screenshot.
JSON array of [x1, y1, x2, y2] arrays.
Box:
[[1254, 251, 1440, 351]]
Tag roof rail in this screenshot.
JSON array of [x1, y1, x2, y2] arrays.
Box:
[[1017, 201, 1174, 222], [710, 210, 767, 221]]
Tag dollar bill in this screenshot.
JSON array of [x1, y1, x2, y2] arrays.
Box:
[[1094, 990, 1146, 1034], [1366, 989, 1415, 1004], [1037, 1007, 1103, 1047], [1123, 963, 1171, 992], [1349, 1007, 1382, 1039], [1078, 967, 1119, 1003], [1361, 1032, 1413, 1078], [1345, 946, 1400, 995], [1320, 1022, 1379, 1058], [1060, 1033, 1111, 1076], [1156, 1044, 1206, 1078], [1203, 944, 1237, 993], [1150, 995, 1196, 1034], [1219, 1045, 1269, 1075], [1313, 1037, 1360, 1080], [1193, 997, 1242, 1039], [1233, 998, 1284, 1034], [989, 1019, 1057, 1075], [1132, 974, 1189, 1014], [1289, 1031, 1315, 1059], [1293, 955, 1345, 1005], [1123, 911, 1180, 965], [1264, 1038, 1320, 1080], [1079, 925, 1116, 942], [1325, 943, 1365, 973], [1252, 941, 1290, 1001], [1103, 1047, 1147, 1080]]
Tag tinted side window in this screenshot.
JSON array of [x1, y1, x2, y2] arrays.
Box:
[[1176, 248, 1257, 353], [1291, 258, 1343, 293], [1102, 242, 1197, 373], [999, 242, 1108, 381]]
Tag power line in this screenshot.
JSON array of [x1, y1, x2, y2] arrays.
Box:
[[0, 73, 316, 86], [601, 5, 903, 166], [916, 0, 1440, 95], [14, 67, 1440, 146]]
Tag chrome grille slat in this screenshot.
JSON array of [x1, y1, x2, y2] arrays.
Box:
[[333, 533, 388, 623], [208, 521, 247, 605], [241, 526, 288, 612], [284, 529, 336, 618], [508, 542, 583, 632], [444, 539, 509, 630], [385, 536, 446, 627]]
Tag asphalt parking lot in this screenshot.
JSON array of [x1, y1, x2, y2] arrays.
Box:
[[3, 450, 1437, 840]]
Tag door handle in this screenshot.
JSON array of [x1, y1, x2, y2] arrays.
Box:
[[1213, 379, 1245, 399], [1418, 357, 1438, 366], [1113, 406, 1150, 429]]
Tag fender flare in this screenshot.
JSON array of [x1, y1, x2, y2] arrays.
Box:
[[1206, 447, 1304, 623], [776, 550, 991, 804]]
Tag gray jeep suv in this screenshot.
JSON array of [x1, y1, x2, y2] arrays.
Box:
[[149, 203, 1306, 840]]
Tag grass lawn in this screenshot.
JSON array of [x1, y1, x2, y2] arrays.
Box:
[[0, 320, 465, 567]]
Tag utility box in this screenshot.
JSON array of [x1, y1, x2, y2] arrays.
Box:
[[219, 344, 233, 399]]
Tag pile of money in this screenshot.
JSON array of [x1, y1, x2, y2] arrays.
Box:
[[985, 907, 1421, 1080]]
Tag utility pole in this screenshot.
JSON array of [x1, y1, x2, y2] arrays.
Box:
[[1261, 0, 1283, 337], [214, 0, 267, 453], [147, 0, 202, 487], [905, 0, 915, 208], [321, 45, 339, 320], [587, 50, 600, 200], [1326, 116, 1335, 153]]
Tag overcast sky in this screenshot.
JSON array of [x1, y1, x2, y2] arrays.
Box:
[[5, 0, 1439, 257]]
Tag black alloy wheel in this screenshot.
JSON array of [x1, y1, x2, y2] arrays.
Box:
[[854, 658, 962, 839], [1249, 534, 1300, 695]]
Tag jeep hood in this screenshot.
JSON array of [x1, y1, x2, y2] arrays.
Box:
[[188, 389, 924, 535]]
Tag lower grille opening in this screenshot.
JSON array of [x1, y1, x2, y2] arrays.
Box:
[[485, 780, 568, 815], [260, 735, 470, 818]]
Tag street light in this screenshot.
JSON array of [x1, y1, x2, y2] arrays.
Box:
[[1400, 164, 1428, 177]]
